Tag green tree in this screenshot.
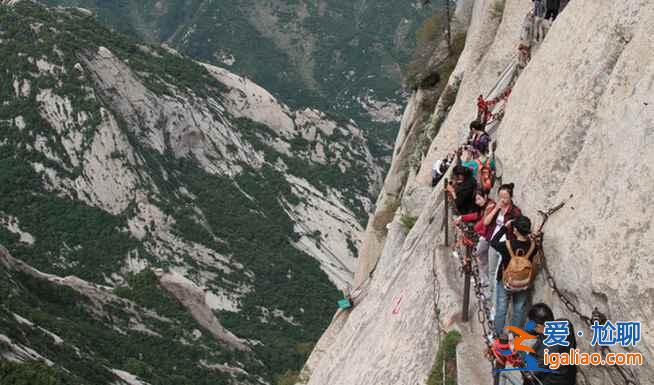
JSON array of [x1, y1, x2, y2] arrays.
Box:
[[0, 360, 64, 385]]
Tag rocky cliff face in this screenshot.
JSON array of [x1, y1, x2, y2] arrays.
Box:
[[43, 0, 441, 162], [0, 1, 383, 383], [303, 0, 654, 384]]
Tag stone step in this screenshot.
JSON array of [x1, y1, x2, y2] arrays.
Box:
[[456, 329, 493, 385], [455, 313, 526, 385]]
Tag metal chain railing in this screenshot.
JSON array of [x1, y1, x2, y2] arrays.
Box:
[[442, 197, 640, 385], [453, 223, 476, 322], [470, 243, 495, 346], [540, 252, 640, 385], [431, 246, 447, 343], [429, 8, 644, 382], [453, 222, 506, 385], [453, 224, 495, 339], [536, 198, 640, 385]]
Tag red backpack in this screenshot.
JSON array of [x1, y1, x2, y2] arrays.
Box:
[[476, 158, 495, 192]]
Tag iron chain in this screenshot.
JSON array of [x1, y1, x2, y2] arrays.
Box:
[[541, 250, 639, 385], [454, 224, 495, 364], [538, 199, 639, 385], [444, 185, 639, 385]]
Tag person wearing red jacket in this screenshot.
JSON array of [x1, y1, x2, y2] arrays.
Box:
[[454, 190, 495, 286], [482, 183, 522, 315]]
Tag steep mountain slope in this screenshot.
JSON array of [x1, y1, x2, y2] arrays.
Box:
[[0, 1, 382, 383], [1, 246, 255, 385], [42, 0, 441, 159], [302, 0, 653, 384]]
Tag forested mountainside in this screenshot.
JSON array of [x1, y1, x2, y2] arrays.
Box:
[[42, 0, 443, 159], [0, 1, 383, 383]]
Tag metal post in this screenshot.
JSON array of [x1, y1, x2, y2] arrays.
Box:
[[493, 369, 500, 385], [443, 178, 449, 247], [462, 242, 472, 322]]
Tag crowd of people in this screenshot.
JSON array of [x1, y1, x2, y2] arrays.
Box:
[[427, 2, 580, 382], [519, 0, 571, 66], [533, 0, 569, 21], [442, 120, 531, 333], [436, 119, 577, 384]]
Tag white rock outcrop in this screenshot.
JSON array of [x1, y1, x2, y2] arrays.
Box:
[[201, 62, 296, 137], [22, 41, 378, 292], [0, 215, 35, 245], [157, 271, 251, 351], [111, 369, 151, 385], [283, 175, 363, 290], [0, 246, 169, 327]]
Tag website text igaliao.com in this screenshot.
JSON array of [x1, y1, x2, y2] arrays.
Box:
[[544, 349, 643, 370]]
